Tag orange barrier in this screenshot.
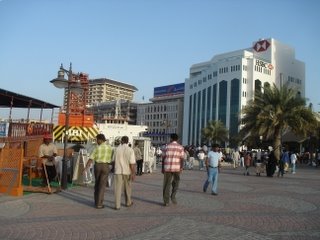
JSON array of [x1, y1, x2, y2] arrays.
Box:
[[0, 147, 23, 196], [0, 134, 45, 196]]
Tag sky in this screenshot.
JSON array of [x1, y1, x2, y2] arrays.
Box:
[[0, 0, 320, 121]]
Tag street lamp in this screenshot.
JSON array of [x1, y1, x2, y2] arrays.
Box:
[[50, 63, 83, 190], [161, 119, 171, 143]]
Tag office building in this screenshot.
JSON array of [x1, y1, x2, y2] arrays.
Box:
[[87, 78, 137, 107], [137, 83, 184, 146], [182, 38, 305, 146]]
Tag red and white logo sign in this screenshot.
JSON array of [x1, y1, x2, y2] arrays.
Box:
[[253, 40, 270, 52]]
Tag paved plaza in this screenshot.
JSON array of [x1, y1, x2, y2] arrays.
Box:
[[0, 165, 320, 240]]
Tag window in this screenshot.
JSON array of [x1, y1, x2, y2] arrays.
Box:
[[230, 79, 240, 135], [218, 81, 227, 125]]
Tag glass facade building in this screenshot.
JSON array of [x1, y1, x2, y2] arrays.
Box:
[[182, 38, 305, 146]]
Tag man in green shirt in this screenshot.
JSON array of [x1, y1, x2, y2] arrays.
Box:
[[85, 134, 113, 209]]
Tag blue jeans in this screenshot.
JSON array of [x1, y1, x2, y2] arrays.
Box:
[[203, 167, 219, 194], [199, 159, 204, 169]]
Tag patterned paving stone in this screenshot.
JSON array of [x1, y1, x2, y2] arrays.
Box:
[[240, 195, 317, 213], [0, 165, 319, 240], [0, 199, 30, 218]]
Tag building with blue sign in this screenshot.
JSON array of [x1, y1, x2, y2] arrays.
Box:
[[137, 83, 185, 146]]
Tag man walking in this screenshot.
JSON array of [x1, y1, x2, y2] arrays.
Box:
[[244, 151, 252, 176], [290, 151, 297, 174], [203, 143, 222, 195], [162, 133, 184, 206], [113, 136, 136, 210], [232, 149, 240, 168], [133, 142, 143, 175], [84, 134, 113, 209]]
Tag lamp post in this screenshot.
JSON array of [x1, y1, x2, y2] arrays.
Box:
[[162, 119, 171, 143], [50, 63, 83, 190]]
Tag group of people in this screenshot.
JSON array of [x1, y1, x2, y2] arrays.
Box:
[[40, 131, 307, 211], [38, 132, 224, 209], [162, 134, 222, 205], [237, 149, 299, 177], [85, 133, 224, 208], [84, 134, 135, 209], [182, 144, 213, 171]]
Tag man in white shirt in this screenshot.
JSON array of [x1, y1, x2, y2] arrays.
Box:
[[197, 149, 206, 170], [290, 151, 297, 174], [203, 144, 221, 195], [232, 150, 240, 168], [113, 136, 136, 210], [38, 134, 58, 185]]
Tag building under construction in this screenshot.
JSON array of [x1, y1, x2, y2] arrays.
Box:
[[89, 99, 138, 125], [54, 73, 139, 142], [53, 72, 98, 143]]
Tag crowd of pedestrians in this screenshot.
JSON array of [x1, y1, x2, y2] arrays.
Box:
[[79, 132, 317, 210], [179, 144, 306, 179]]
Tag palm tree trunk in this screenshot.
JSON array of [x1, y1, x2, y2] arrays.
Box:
[[273, 128, 281, 162]]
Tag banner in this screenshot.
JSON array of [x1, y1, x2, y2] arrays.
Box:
[[0, 122, 9, 137]]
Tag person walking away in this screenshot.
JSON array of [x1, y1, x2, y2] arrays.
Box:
[[266, 151, 277, 177], [162, 133, 184, 206], [113, 136, 136, 210], [38, 133, 58, 186], [203, 144, 221, 195], [197, 149, 205, 170], [290, 151, 297, 174], [147, 146, 155, 173], [255, 150, 263, 176], [133, 142, 143, 175], [243, 152, 252, 176], [188, 147, 195, 170], [218, 147, 225, 167], [239, 151, 245, 167], [282, 150, 290, 172], [232, 149, 240, 168], [84, 134, 113, 209], [156, 147, 162, 164], [183, 147, 190, 170], [277, 157, 285, 177]]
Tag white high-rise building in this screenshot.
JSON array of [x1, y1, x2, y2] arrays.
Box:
[[182, 38, 305, 146]]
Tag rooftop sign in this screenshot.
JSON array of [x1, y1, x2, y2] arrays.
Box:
[[253, 39, 270, 52], [154, 83, 185, 98]]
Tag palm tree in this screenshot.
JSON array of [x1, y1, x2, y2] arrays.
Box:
[[201, 120, 228, 146], [240, 83, 317, 162]]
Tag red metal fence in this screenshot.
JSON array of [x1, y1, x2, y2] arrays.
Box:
[[0, 122, 53, 196]]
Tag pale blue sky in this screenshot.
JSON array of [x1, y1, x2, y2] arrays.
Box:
[[1, 0, 320, 120]]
